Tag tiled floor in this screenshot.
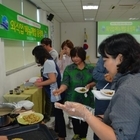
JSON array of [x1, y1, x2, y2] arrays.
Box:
[[46, 112, 93, 140]]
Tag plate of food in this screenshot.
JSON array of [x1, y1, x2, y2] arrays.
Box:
[[11, 138, 23, 140], [17, 112, 44, 125], [100, 89, 115, 97], [75, 87, 89, 93]]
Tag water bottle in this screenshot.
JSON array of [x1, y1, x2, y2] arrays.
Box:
[[51, 89, 61, 102]]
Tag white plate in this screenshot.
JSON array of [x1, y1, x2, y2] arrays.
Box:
[[17, 112, 44, 125], [100, 89, 115, 97], [75, 87, 89, 93], [92, 90, 112, 100], [29, 77, 40, 83]]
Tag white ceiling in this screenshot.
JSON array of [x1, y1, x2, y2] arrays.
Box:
[[30, 0, 140, 22]]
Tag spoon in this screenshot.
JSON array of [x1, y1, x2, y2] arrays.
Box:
[[84, 87, 88, 97], [102, 83, 109, 89], [84, 92, 87, 97]]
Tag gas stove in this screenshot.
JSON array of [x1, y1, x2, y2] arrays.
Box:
[[0, 119, 20, 131], [0, 120, 58, 140]]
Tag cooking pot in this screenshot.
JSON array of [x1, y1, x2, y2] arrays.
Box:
[[0, 104, 18, 127]]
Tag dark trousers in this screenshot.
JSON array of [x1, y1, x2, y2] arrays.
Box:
[[42, 87, 52, 118], [43, 88, 55, 117], [94, 98, 110, 140], [53, 100, 66, 138], [72, 118, 88, 138]]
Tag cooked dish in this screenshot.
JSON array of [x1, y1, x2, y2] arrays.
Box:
[[12, 138, 23, 140], [23, 113, 40, 124], [104, 91, 113, 95], [80, 88, 86, 92]]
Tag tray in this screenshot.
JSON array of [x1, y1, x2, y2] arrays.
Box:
[[0, 124, 56, 140]]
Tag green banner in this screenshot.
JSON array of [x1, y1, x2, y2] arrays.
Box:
[[98, 21, 140, 35], [0, 4, 48, 42]]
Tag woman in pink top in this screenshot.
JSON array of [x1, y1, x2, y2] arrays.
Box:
[[57, 40, 74, 129], [57, 40, 74, 75]]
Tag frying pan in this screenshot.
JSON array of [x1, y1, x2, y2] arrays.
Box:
[[0, 104, 17, 127]]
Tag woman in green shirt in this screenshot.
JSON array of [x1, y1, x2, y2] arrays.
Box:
[[54, 47, 96, 140]]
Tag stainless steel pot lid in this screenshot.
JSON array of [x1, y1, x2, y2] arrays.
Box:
[[0, 107, 14, 116]]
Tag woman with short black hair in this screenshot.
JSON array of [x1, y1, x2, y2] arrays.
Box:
[[55, 33, 140, 140]]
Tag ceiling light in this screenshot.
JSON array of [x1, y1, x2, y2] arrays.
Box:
[[129, 18, 139, 20], [83, 5, 98, 10], [85, 18, 94, 21]]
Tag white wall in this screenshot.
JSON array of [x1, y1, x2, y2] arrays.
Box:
[[0, 40, 42, 100], [0, 3, 61, 102], [0, 2, 98, 102], [61, 22, 98, 63], [39, 9, 61, 51], [53, 19, 61, 52], [0, 3, 49, 102], [0, 39, 42, 102]]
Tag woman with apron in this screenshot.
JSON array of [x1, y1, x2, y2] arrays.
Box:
[[32, 45, 66, 140]]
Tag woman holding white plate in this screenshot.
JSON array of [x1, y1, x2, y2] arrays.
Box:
[[53, 47, 96, 140]]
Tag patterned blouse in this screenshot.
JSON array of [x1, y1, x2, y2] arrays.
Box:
[[61, 63, 96, 108]]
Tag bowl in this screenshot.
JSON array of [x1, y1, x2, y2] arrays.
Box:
[[23, 104, 34, 110], [23, 102, 34, 110], [17, 100, 34, 110]]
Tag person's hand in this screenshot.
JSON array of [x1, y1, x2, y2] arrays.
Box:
[[34, 81, 42, 87], [0, 136, 8, 140], [85, 82, 96, 89], [59, 50, 65, 60], [55, 101, 90, 120], [104, 73, 113, 82], [85, 84, 90, 89], [53, 88, 63, 96]]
